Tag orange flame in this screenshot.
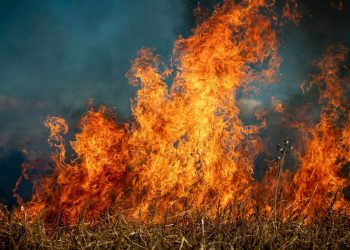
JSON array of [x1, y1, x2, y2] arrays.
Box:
[[330, 1, 344, 11], [282, 0, 302, 25], [15, 0, 349, 225], [271, 96, 285, 113], [286, 45, 350, 219]]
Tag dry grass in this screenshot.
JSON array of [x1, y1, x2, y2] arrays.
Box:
[[0, 207, 349, 249]]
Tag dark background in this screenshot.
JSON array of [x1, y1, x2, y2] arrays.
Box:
[[1, 0, 349, 207]]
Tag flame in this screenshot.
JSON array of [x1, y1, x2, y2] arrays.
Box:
[[271, 96, 284, 113], [15, 0, 349, 224], [282, 0, 302, 25], [256, 45, 350, 221], [330, 1, 344, 11], [286, 45, 350, 219]]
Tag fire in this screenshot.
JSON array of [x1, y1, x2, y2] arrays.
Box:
[[14, 0, 349, 225], [286, 45, 350, 219], [271, 96, 284, 113], [330, 1, 344, 11], [282, 0, 302, 25], [256, 45, 350, 221]]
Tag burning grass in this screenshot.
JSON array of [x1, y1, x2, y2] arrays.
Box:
[[2, 1, 349, 248], [0, 207, 349, 249], [11, 0, 349, 226]]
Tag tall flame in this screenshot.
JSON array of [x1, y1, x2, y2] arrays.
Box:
[[15, 0, 349, 225], [287, 45, 350, 219]]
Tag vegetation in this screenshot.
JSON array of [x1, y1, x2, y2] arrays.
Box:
[[1, 207, 349, 249]]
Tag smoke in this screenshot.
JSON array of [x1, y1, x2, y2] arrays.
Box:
[[0, 0, 195, 204], [250, 0, 350, 167], [0, 0, 194, 147]]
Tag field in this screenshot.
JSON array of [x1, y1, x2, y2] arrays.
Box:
[[1, 208, 349, 249]]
